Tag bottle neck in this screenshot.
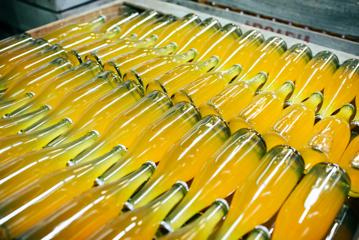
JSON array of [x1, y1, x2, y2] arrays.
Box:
[[334, 104, 355, 122], [173, 48, 197, 63], [222, 64, 242, 82], [154, 42, 178, 56], [197, 56, 220, 72], [135, 34, 158, 48], [246, 72, 268, 92], [303, 92, 323, 112], [275, 81, 294, 102]]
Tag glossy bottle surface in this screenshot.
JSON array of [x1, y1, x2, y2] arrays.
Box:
[[272, 163, 350, 240], [164, 128, 266, 230], [215, 145, 304, 239]]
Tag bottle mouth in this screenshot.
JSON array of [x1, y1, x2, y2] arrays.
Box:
[[288, 43, 313, 62], [214, 198, 230, 215]]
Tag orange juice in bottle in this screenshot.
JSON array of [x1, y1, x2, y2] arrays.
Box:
[[161, 199, 229, 240], [318, 59, 359, 118], [123, 48, 197, 87], [262, 43, 312, 91], [171, 64, 242, 106], [68, 90, 173, 165], [338, 135, 359, 197], [199, 72, 267, 120], [236, 36, 287, 81], [3, 57, 73, 100], [299, 104, 354, 171], [263, 92, 323, 150], [146, 56, 219, 95], [134, 14, 176, 39], [51, 80, 144, 145], [217, 30, 264, 70], [19, 161, 155, 240], [0, 33, 33, 54], [88, 182, 188, 240], [96, 101, 200, 185], [272, 163, 350, 240], [103, 42, 177, 78], [98, 11, 139, 33], [126, 115, 230, 209], [154, 13, 201, 47], [229, 81, 294, 134], [163, 128, 266, 231], [21, 71, 122, 133], [4, 60, 102, 118], [42, 15, 105, 43], [288, 51, 339, 104], [0, 145, 127, 238], [197, 23, 242, 61], [214, 145, 304, 239], [86, 34, 158, 67], [175, 18, 221, 54]]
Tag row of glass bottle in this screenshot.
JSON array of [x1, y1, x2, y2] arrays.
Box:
[[0, 9, 358, 240]]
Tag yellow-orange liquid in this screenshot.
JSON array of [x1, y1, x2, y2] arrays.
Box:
[[88, 183, 187, 240], [146, 56, 219, 96], [18, 162, 155, 240], [123, 49, 197, 87], [236, 36, 287, 82], [262, 92, 322, 150], [165, 128, 266, 230], [172, 65, 241, 107], [3, 57, 72, 100], [216, 30, 264, 70], [338, 136, 359, 197], [128, 115, 230, 208], [229, 82, 294, 134], [272, 163, 350, 240], [0, 131, 99, 199], [262, 43, 312, 91], [97, 102, 200, 184], [215, 146, 304, 239], [133, 15, 176, 39], [102, 43, 177, 78], [289, 51, 339, 104], [0, 145, 126, 238], [68, 90, 173, 166], [299, 105, 353, 171], [198, 72, 267, 120], [97, 12, 139, 33], [319, 59, 359, 118], [162, 199, 228, 240], [0, 34, 33, 54]]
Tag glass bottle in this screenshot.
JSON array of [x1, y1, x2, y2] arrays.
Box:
[[197, 23, 242, 61], [88, 182, 188, 240], [235, 36, 287, 81], [126, 114, 230, 209], [68, 90, 173, 166], [146, 56, 219, 95], [102, 42, 177, 78], [3, 60, 102, 118], [199, 72, 267, 120], [163, 128, 266, 231], [229, 81, 294, 134], [262, 92, 323, 150], [244, 226, 270, 240], [0, 33, 33, 54], [272, 163, 350, 240], [95, 101, 200, 185], [214, 145, 305, 239], [135, 14, 177, 39], [216, 30, 264, 70], [299, 104, 354, 171], [353, 96, 359, 129], [123, 48, 197, 87], [318, 59, 359, 118], [262, 43, 312, 91], [288, 51, 339, 104], [338, 135, 359, 197], [86, 34, 159, 67], [0, 145, 127, 238], [171, 64, 242, 107], [98, 11, 139, 33], [0, 130, 99, 199], [161, 199, 229, 240], [19, 161, 156, 240]]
